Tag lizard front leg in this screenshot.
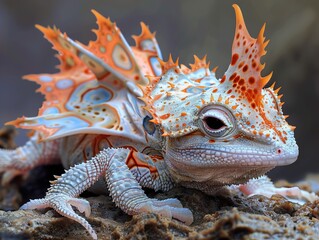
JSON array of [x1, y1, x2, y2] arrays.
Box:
[[105, 150, 193, 226], [20, 147, 122, 240]]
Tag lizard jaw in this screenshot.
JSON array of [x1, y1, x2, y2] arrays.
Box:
[[165, 144, 298, 185]]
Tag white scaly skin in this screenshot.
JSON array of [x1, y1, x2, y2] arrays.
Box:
[[0, 4, 316, 240]]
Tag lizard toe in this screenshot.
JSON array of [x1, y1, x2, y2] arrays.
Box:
[[152, 198, 183, 208], [68, 197, 91, 217], [21, 195, 97, 240], [136, 199, 194, 225]]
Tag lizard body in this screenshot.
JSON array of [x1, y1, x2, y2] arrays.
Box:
[[0, 5, 313, 239]]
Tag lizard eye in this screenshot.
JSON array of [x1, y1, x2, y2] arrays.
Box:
[[198, 105, 237, 139]]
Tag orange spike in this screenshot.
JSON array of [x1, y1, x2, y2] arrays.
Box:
[[158, 55, 179, 74], [289, 125, 296, 131], [261, 72, 273, 88], [233, 4, 253, 42], [91, 10, 116, 30], [284, 115, 289, 119], [212, 66, 219, 73], [278, 94, 283, 99], [257, 23, 267, 56], [269, 82, 276, 90], [274, 87, 281, 94], [132, 22, 155, 48], [190, 55, 209, 71]]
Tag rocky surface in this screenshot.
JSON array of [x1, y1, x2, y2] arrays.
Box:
[[1, 128, 319, 239]]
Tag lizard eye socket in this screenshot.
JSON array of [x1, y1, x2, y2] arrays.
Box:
[[198, 105, 237, 139]]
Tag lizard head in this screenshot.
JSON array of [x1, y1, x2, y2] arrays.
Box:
[[140, 4, 298, 187]]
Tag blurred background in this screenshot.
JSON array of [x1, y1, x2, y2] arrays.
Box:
[[0, 0, 318, 182]]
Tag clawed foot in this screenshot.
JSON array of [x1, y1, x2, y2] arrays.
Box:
[[134, 197, 194, 225], [21, 194, 97, 239], [236, 176, 319, 204]]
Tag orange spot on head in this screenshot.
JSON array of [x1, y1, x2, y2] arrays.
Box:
[[248, 77, 255, 84], [220, 75, 226, 83], [159, 113, 170, 120], [242, 65, 248, 72], [238, 79, 245, 85], [252, 62, 257, 68], [231, 54, 239, 66], [230, 73, 237, 81]]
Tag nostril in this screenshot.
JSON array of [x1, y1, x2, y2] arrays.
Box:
[[277, 149, 282, 154]]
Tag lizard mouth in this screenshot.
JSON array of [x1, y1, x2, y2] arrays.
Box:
[[165, 145, 298, 184], [167, 147, 298, 167]]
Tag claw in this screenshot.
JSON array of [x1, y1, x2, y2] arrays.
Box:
[[136, 199, 194, 225], [68, 198, 91, 217], [169, 206, 193, 225], [20, 198, 49, 210], [152, 198, 183, 208], [21, 195, 97, 240]]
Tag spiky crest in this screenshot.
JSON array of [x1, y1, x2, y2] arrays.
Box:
[[132, 22, 156, 49], [34, 25, 85, 72], [158, 54, 179, 75], [222, 4, 272, 109], [189, 55, 210, 71]]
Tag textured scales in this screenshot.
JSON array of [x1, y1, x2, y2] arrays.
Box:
[[0, 5, 314, 240]]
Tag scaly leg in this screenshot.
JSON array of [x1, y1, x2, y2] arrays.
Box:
[[230, 176, 318, 204], [21, 148, 192, 240], [106, 150, 193, 225], [0, 133, 60, 185]]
